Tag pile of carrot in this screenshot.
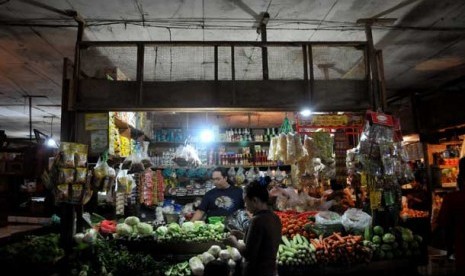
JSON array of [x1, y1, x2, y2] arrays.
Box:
[[311, 232, 372, 265]]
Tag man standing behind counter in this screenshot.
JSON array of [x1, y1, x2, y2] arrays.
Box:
[[191, 167, 244, 222]]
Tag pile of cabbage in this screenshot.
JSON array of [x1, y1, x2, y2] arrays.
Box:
[[156, 221, 226, 242], [188, 244, 242, 275], [115, 216, 154, 238]]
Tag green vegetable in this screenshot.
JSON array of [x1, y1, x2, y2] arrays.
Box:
[[382, 233, 396, 244], [364, 226, 373, 241], [188, 256, 204, 276], [282, 236, 291, 247], [372, 235, 381, 244], [168, 222, 182, 233], [181, 221, 195, 232], [116, 223, 133, 236], [199, 252, 215, 265], [136, 222, 154, 236], [373, 225, 384, 236], [381, 244, 392, 251], [124, 216, 140, 226], [228, 246, 242, 261], [156, 226, 168, 236], [207, 245, 221, 258]]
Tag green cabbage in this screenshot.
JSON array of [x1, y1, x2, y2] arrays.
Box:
[[156, 226, 168, 236], [136, 222, 154, 236], [116, 223, 133, 236], [167, 222, 181, 233], [124, 216, 140, 226], [181, 221, 195, 232]]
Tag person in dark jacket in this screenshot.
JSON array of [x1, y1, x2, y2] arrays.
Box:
[[438, 156, 465, 275], [406, 170, 430, 211], [224, 177, 282, 276]]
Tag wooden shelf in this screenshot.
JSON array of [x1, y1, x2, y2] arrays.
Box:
[[150, 141, 270, 146], [152, 164, 291, 170], [439, 165, 458, 169], [434, 187, 457, 192]]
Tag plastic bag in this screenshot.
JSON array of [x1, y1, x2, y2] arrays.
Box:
[[341, 208, 372, 234], [315, 211, 341, 225], [277, 133, 287, 163], [173, 144, 202, 167], [294, 133, 305, 162], [225, 209, 250, 232], [286, 133, 296, 164], [268, 136, 278, 161], [235, 166, 245, 185]]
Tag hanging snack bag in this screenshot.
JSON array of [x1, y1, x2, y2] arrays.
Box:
[[55, 184, 69, 203], [294, 133, 305, 161], [74, 144, 88, 168], [268, 136, 278, 161], [59, 168, 75, 184], [70, 184, 84, 203], [62, 149, 75, 168], [75, 168, 88, 184], [286, 132, 296, 164], [277, 133, 287, 163]]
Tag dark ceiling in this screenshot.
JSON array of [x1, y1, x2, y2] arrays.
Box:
[[0, 0, 464, 139]]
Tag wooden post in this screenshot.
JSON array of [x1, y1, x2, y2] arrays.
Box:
[[259, 13, 270, 80], [364, 23, 381, 111]]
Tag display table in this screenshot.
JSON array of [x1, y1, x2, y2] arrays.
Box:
[[278, 259, 419, 275]]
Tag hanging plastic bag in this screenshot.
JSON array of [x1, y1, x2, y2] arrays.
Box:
[[141, 141, 153, 169], [235, 166, 245, 185], [286, 133, 296, 164], [228, 167, 236, 184], [277, 133, 287, 163], [294, 133, 305, 162], [173, 144, 202, 167], [129, 144, 145, 174], [268, 136, 278, 161]]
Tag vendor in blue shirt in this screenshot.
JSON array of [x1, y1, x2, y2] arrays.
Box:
[[191, 167, 244, 221]]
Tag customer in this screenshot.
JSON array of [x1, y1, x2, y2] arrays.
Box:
[[191, 167, 244, 221], [406, 170, 429, 211], [324, 179, 355, 215], [224, 177, 282, 276], [437, 156, 465, 275]]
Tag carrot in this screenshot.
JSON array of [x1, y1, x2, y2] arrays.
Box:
[[334, 232, 345, 243]]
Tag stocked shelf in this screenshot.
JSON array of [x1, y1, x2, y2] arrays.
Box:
[[151, 164, 292, 171], [150, 141, 270, 147]]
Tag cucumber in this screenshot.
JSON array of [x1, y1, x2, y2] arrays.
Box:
[[282, 236, 291, 247], [295, 234, 303, 245], [301, 235, 310, 246]]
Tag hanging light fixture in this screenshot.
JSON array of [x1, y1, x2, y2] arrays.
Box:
[[45, 116, 58, 148]]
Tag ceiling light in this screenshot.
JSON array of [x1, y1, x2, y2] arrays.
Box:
[[200, 129, 214, 143], [46, 137, 58, 148], [300, 109, 312, 117]]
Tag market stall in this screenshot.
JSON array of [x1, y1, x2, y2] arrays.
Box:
[[27, 36, 433, 274], [29, 106, 428, 275]]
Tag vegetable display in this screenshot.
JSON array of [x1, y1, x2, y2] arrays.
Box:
[[363, 225, 423, 260], [277, 234, 317, 266], [115, 216, 154, 239], [156, 221, 226, 242], [275, 210, 317, 239], [165, 244, 243, 276], [311, 232, 371, 265]]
